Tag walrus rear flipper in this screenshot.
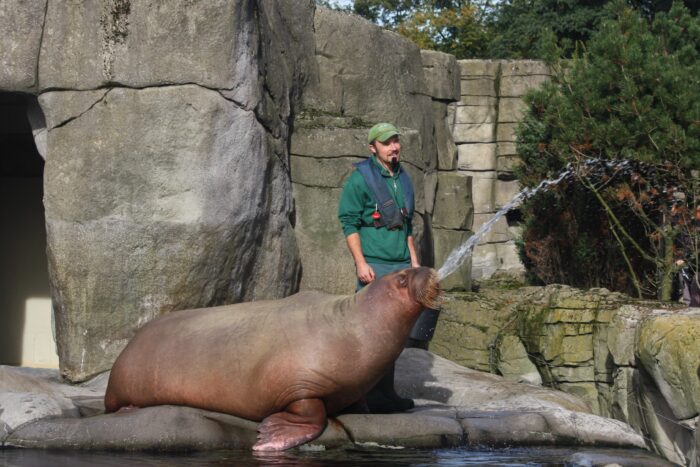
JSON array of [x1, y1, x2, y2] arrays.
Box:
[[252, 399, 327, 451]]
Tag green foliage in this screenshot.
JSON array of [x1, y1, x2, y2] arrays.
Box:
[[353, 0, 494, 58], [395, 4, 493, 57], [516, 1, 700, 298], [487, 0, 612, 59], [517, 0, 700, 183], [354, 0, 424, 25], [351, 0, 699, 59]]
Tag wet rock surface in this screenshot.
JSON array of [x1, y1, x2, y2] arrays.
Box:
[[1, 350, 651, 455], [432, 284, 700, 466]]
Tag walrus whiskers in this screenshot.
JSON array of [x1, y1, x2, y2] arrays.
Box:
[[416, 270, 442, 310]]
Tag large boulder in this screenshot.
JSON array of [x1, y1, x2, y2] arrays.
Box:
[[42, 86, 301, 380], [420, 50, 460, 102], [31, 1, 316, 381], [637, 310, 700, 421]]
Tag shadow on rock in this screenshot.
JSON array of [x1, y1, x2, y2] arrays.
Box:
[[396, 348, 453, 403]]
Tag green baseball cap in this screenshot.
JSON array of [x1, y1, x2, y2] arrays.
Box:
[[368, 122, 400, 144]]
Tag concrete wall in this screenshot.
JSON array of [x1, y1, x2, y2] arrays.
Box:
[[0, 179, 57, 368], [449, 60, 550, 280]]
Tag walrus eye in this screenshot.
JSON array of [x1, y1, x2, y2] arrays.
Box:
[[398, 274, 408, 288]]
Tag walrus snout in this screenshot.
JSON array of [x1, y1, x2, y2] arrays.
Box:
[[409, 267, 442, 310]]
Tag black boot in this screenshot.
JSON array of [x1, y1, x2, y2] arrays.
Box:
[[365, 363, 414, 414]]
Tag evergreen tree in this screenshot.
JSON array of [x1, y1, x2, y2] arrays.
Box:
[[516, 1, 700, 299], [487, 0, 612, 59]]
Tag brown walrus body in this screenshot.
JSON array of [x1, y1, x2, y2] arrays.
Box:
[[104, 267, 440, 451]]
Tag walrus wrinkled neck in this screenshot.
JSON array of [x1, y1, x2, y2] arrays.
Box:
[[353, 283, 421, 339]]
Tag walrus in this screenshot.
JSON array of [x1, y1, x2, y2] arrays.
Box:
[[104, 266, 441, 451]]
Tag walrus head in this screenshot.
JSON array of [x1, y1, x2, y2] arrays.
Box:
[[404, 267, 442, 310], [357, 267, 442, 321]]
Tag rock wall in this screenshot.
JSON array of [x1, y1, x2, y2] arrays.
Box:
[[1, 0, 315, 381], [431, 284, 700, 466], [290, 10, 467, 294]]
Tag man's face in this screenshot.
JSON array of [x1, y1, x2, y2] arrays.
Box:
[[370, 135, 401, 171]]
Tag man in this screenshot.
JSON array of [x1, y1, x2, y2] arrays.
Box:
[[337, 122, 419, 413]]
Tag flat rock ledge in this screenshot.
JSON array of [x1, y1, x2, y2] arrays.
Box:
[[1, 350, 651, 456]]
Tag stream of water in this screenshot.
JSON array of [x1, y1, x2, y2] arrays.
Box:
[[437, 170, 572, 281]]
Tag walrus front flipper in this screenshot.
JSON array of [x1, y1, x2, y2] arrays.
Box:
[[253, 399, 327, 451]]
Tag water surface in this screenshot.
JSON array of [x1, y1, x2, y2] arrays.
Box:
[[0, 446, 668, 466]]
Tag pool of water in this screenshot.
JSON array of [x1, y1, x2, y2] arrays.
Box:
[[0, 446, 669, 466]]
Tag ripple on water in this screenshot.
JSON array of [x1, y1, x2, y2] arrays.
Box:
[[0, 446, 671, 467]]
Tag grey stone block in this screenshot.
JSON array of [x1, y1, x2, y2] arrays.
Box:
[[494, 242, 524, 274], [307, 8, 436, 168], [497, 155, 522, 174], [500, 74, 550, 97], [290, 127, 367, 158], [0, 0, 46, 92], [424, 170, 438, 215], [293, 183, 355, 295], [291, 155, 361, 188], [471, 243, 498, 279], [496, 123, 518, 142], [498, 97, 528, 123], [432, 173, 473, 230], [454, 104, 496, 124], [421, 49, 460, 101], [458, 60, 500, 78], [496, 336, 541, 384], [497, 142, 518, 157], [39, 90, 110, 130], [462, 171, 496, 214], [433, 228, 472, 291], [472, 213, 511, 244], [457, 143, 497, 171], [453, 123, 495, 144], [495, 179, 522, 208], [501, 60, 551, 77], [400, 162, 427, 214], [458, 95, 498, 107], [434, 101, 458, 170], [550, 365, 596, 383], [637, 310, 700, 420], [460, 78, 497, 97], [40, 1, 276, 93]]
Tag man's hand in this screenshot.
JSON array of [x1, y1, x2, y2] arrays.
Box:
[[345, 233, 376, 284], [357, 261, 376, 284], [407, 235, 420, 269]]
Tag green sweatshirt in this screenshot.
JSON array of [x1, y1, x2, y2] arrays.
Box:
[[338, 156, 413, 264]]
